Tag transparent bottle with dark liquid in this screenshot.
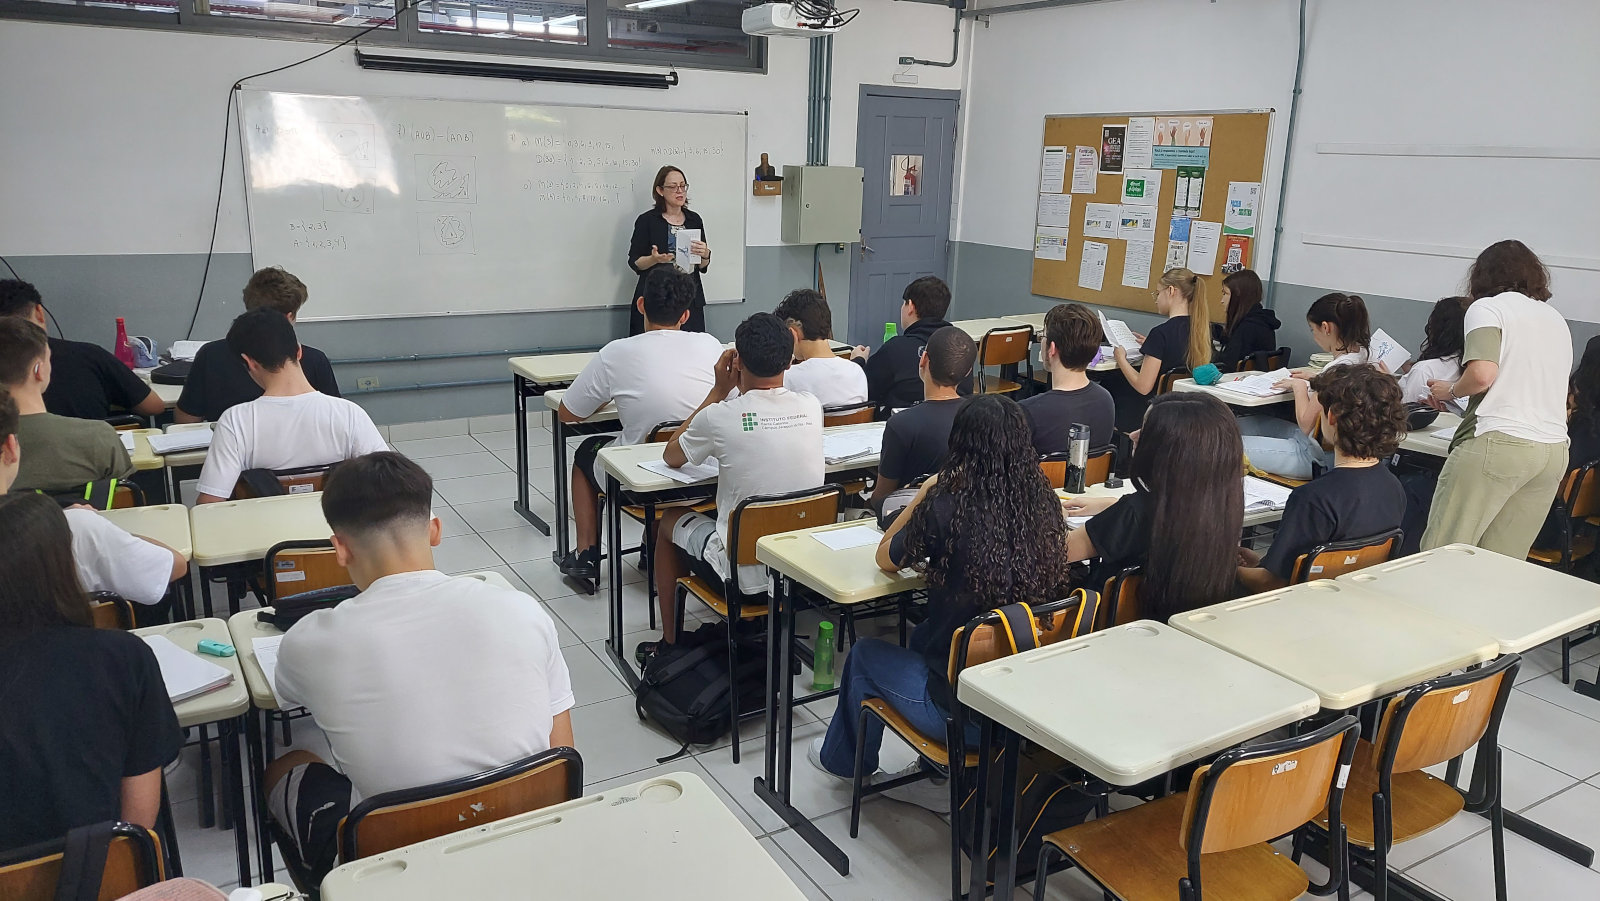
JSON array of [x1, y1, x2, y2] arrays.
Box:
[[1065, 423, 1091, 494]]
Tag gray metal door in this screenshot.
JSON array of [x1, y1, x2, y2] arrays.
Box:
[[849, 86, 960, 348]]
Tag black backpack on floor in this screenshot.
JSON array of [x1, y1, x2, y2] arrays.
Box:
[[635, 621, 768, 762]]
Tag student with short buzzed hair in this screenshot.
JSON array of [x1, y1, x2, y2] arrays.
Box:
[[266, 452, 574, 887], [0, 279, 164, 421], [870, 325, 976, 514], [0, 318, 134, 493], [176, 266, 342, 423], [773, 288, 867, 407], [1020, 303, 1115, 455]]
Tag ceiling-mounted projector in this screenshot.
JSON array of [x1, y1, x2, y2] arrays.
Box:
[[742, 2, 846, 37]]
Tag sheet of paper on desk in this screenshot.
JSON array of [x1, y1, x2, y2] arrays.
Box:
[[147, 430, 212, 455], [143, 634, 234, 703], [1215, 368, 1293, 397], [812, 525, 882, 551], [120, 432, 135, 452], [823, 428, 884, 464], [1431, 426, 1459, 440], [639, 458, 720, 483], [1242, 476, 1293, 511], [1369, 329, 1411, 374], [253, 635, 284, 702], [168, 340, 207, 361]]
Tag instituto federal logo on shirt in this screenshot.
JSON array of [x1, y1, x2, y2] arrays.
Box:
[[741, 412, 758, 431]]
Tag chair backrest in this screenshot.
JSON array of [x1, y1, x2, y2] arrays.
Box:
[[947, 592, 1099, 684], [88, 594, 137, 630], [1237, 346, 1291, 373], [105, 415, 145, 431], [647, 419, 685, 443], [978, 326, 1032, 368], [0, 824, 165, 901], [1038, 446, 1116, 491], [1156, 370, 1189, 394], [1557, 462, 1600, 520], [1181, 715, 1360, 858], [728, 485, 844, 566], [264, 540, 353, 602], [110, 484, 143, 510], [44, 479, 136, 511], [822, 402, 876, 426], [1288, 528, 1403, 584], [1372, 653, 1520, 776], [1100, 566, 1144, 628], [233, 464, 331, 500], [338, 746, 583, 862]]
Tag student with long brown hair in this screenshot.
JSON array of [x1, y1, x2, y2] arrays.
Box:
[[0, 492, 182, 853], [1062, 392, 1244, 622], [1397, 296, 1470, 405], [1211, 268, 1280, 371], [1423, 240, 1571, 557], [1115, 267, 1212, 395]]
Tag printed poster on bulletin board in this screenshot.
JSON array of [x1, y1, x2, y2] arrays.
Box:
[[1152, 116, 1212, 169]]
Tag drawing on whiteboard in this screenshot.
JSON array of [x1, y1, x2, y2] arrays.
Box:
[[419, 211, 475, 255], [415, 154, 478, 203], [322, 184, 375, 214], [319, 123, 375, 167]]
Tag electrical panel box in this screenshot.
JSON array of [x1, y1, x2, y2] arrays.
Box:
[[781, 166, 864, 244]]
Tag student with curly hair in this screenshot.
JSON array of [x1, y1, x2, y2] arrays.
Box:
[[808, 395, 1070, 810], [1397, 296, 1470, 405], [1238, 364, 1408, 592]]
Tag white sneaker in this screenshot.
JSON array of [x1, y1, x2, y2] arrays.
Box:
[[807, 737, 853, 783], [879, 761, 953, 814]]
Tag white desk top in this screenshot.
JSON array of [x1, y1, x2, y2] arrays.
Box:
[[1339, 544, 1600, 654], [510, 353, 595, 385], [1172, 373, 1293, 407], [134, 370, 182, 408], [597, 421, 884, 495], [1170, 580, 1501, 709], [1058, 481, 1283, 529], [1002, 312, 1047, 331], [543, 388, 619, 422], [951, 317, 1034, 341], [190, 493, 332, 567], [756, 520, 924, 607], [132, 618, 250, 728], [1399, 412, 1460, 459], [958, 621, 1320, 786], [99, 504, 192, 560], [320, 772, 807, 901]]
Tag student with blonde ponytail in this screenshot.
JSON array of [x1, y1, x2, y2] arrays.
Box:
[[1114, 268, 1211, 396]]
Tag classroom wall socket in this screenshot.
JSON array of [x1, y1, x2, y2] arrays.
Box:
[[357, 377, 380, 391]]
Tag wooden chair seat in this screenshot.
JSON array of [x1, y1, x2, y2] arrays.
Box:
[[621, 499, 716, 523], [678, 574, 767, 620], [1316, 740, 1464, 849], [860, 698, 979, 768], [1529, 532, 1597, 566], [978, 377, 1022, 395], [1046, 794, 1310, 901]]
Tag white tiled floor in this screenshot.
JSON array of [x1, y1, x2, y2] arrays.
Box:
[[168, 416, 1600, 900]]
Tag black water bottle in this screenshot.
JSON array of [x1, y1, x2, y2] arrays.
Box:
[[1065, 423, 1090, 494]]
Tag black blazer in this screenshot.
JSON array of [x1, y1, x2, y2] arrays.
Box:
[[627, 208, 708, 335]]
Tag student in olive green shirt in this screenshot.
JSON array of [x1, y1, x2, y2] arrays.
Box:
[[0, 319, 133, 493]]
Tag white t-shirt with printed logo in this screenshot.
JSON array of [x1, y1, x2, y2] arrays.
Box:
[[562, 329, 726, 446], [196, 391, 389, 498], [785, 356, 868, 408]]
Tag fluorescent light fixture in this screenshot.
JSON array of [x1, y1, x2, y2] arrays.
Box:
[[626, 0, 693, 9], [545, 13, 584, 25]]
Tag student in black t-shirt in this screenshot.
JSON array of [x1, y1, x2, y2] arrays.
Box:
[[0, 279, 164, 421], [1238, 364, 1408, 592], [1531, 337, 1600, 549], [870, 326, 977, 514], [1115, 267, 1213, 395], [859, 276, 969, 408], [175, 266, 341, 423], [1021, 303, 1116, 454], [1062, 392, 1244, 622], [0, 493, 181, 853], [809, 395, 1070, 810]]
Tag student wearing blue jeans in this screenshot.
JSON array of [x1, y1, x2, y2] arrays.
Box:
[[809, 396, 1072, 809]]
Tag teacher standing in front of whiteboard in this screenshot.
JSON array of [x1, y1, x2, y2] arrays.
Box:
[[627, 166, 711, 335]]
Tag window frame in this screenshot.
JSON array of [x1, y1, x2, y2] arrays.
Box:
[[0, 0, 767, 73]]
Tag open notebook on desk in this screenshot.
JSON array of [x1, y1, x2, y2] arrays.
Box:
[[1243, 476, 1293, 512], [1215, 368, 1294, 397], [638, 458, 720, 484], [1097, 312, 1142, 362], [822, 426, 884, 464], [143, 634, 234, 703]]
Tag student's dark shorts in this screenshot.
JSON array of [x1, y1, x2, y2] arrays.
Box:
[[266, 761, 354, 886], [573, 435, 618, 489]]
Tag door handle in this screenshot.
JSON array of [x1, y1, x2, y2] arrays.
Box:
[[859, 243, 875, 260]]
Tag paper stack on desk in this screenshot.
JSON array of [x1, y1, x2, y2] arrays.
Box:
[[822, 427, 884, 464], [638, 458, 720, 484], [1097, 312, 1143, 362], [1243, 476, 1293, 512], [143, 634, 234, 703], [1215, 369, 1294, 397], [148, 430, 212, 455]]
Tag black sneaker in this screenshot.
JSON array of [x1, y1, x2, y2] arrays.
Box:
[[559, 547, 600, 583]]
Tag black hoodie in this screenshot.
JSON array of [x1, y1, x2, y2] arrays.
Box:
[[862, 317, 974, 408], [1212, 305, 1282, 371]]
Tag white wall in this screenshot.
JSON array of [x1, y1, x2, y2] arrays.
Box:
[[957, 0, 1600, 316], [0, 1, 965, 258]]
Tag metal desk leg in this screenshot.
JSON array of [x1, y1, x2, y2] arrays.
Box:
[[245, 709, 275, 884], [603, 474, 640, 690], [198, 724, 216, 829], [224, 717, 252, 887], [992, 729, 1023, 900], [550, 407, 572, 564], [199, 568, 216, 619], [157, 778, 184, 876], [512, 375, 552, 535], [968, 718, 995, 901]]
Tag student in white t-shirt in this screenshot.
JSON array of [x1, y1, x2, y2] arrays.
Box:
[[0, 390, 186, 608], [195, 310, 387, 503], [772, 288, 868, 407], [1397, 296, 1469, 405], [264, 452, 574, 886], [641, 313, 824, 662], [556, 267, 724, 583], [1423, 241, 1572, 558]]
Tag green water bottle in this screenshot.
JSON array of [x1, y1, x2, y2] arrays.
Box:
[[813, 621, 837, 691], [883, 321, 898, 343]]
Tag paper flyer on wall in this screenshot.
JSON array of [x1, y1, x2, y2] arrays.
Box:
[[1034, 227, 1071, 262], [1120, 169, 1163, 205], [1187, 221, 1223, 275], [1124, 117, 1155, 169], [1071, 146, 1099, 193], [1224, 182, 1261, 235], [1221, 235, 1253, 273], [1036, 193, 1073, 228], [1083, 203, 1120, 239], [1165, 217, 1191, 269], [1118, 204, 1157, 240], [1079, 241, 1109, 292], [1100, 125, 1125, 173], [1152, 116, 1213, 169], [1039, 146, 1067, 193], [1122, 240, 1155, 288]]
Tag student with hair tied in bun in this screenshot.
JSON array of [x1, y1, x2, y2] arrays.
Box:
[[1114, 267, 1212, 395]]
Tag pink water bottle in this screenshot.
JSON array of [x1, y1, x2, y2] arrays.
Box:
[[114, 318, 136, 369]]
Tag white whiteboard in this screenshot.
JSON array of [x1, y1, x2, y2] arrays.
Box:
[[238, 89, 747, 321]]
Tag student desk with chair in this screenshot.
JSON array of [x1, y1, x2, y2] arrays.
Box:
[[190, 493, 332, 618], [101, 502, 197, 619], [132, 617, 254, 888], [228, 571, 519, 884], [126, 425, 211, 504], [541, 388, 621, 574], [1172, 372, 1296, 407], [1398, 411, 1460, 460], [318, 772, 808, 901]]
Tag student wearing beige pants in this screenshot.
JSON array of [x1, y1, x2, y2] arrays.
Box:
[[1422, 241, 1571, 559]]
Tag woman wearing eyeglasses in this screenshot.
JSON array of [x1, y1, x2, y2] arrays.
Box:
[[626, 166, 711, 335]]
